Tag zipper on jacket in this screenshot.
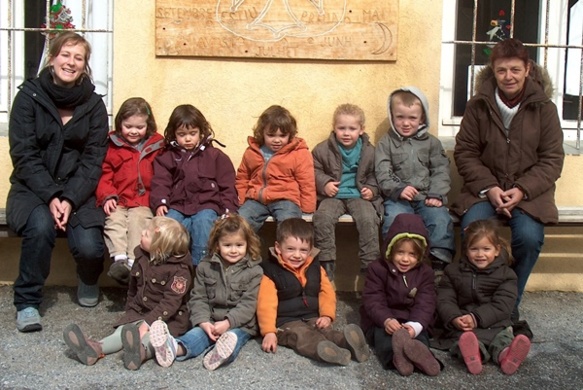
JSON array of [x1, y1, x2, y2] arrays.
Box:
[[402, 275, 408, 288], [258, 157, 271, 203], [302, 290, 309, 307]]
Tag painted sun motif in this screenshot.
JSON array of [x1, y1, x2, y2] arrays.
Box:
[[216, 0, 347, 42]]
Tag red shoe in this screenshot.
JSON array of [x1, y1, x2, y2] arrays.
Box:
[[500, 334, 531, 375], [458, 332, 482, 375]]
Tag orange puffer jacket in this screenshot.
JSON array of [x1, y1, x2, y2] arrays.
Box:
[[236, 136, 316, 213]]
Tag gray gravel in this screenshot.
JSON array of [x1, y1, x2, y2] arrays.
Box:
[[0, 286, 581, 390]]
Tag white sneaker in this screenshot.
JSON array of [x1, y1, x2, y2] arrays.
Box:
[[203, 331, 237, 371], [150, 320, 178, 367], [16, 307, 42, 332]]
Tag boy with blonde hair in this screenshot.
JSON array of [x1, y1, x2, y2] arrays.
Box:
[[312, 103, 382, 281], [375, 87, 455, 272]]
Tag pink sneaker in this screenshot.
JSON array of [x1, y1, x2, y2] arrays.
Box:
[[458, 332, 482, 375], [500, 334, 531, 375]]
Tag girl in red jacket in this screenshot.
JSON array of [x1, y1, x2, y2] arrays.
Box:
[[236, 105, 316, 232], [96, 97, 165, 285]]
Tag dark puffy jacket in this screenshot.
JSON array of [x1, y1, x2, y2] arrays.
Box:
[[360, 213, 436, 333], [7, 77, 108, 232], [437, 252, 517, 344]]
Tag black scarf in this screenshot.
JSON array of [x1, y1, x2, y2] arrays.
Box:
[[39, 67, 95, 109]]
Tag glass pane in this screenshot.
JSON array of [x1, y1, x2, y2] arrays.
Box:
[[24, 1, 46, 79], [452, 0, 540, 116]]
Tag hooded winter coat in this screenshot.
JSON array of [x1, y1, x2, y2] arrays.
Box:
[[375, 86, 451, 202], [437, 251, 517, 344], [360, 213, 436, 334], [7, 76, 109, 232], [236, 136, 316, 213], [96, 132, 165, 208], [452, 62, 564, 223]]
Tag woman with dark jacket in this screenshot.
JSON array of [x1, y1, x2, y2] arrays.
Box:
[[452, 38, 565, 321], [7, 32, 109, 332]]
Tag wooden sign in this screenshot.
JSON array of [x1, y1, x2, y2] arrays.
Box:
[[155, 0, 398, 61]]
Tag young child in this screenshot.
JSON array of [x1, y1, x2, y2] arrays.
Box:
[[375, 87, 455, 272], [149, 213, 263, 370], [360, 213, 441, 376], [437, 219, 531, 375], [312, 103, 382, 281], [96, 97, 165, 285], [63, 216, 193, 370], [151, 104, 238, 265], [257, 218, 369, 365], [236, 105, 316, 232]]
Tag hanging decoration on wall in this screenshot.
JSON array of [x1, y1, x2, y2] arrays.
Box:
[[155, 0, 399, 61], [484, 9, 511, 57], [41, 1, 75, 39]]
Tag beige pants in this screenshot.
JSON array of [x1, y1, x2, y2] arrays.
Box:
[[104, 206, 153, 260]]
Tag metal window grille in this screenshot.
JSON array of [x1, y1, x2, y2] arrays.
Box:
[[443, 0, 583, 150], [0, 0, 113, 129]]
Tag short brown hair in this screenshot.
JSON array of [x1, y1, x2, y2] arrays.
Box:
[[253, 105, 298, 145], [276, 218, 313, 248], [164, 104, 214, 144], [114, 97, 157, 138], [490, 38, 530, 68], [47, 31, 92, 81], [207, 213, 261, 261], [148, 217, 190, 264], [390, 91, 425, 122], [333, 103, 365, 128]]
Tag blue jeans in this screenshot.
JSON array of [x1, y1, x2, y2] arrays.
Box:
[[14, 205, 105, 311], [176, 327, 251, 363], [382, 199, 455, 263], [166, 208, 218, 265], [238, 199, 302, 232], [461, 201, 544, 306]]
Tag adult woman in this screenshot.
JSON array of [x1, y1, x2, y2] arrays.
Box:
[[7, 32, 109, 332], [452, 38, 564, 321]]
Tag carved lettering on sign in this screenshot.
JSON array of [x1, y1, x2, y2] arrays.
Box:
[[155, 0, 398, 61]]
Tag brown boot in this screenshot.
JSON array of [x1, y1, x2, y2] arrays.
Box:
[[63, 324, 104, 365], [392, 329, 414, 376], [316, 341, 351, 366], [122, 324, 147, 370], [343, 324, 370, 362], [403, 339, 441, 376]]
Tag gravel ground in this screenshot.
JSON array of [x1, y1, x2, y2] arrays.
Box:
[[0, 286, 581, 390]]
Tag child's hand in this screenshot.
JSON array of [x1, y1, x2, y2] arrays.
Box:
[[324, 181, 340, 197], [212, 319, 230, 336], [156, 205, 168, 216], [199, 322, 218, 341], [360, 187, 373, 201], [103, 199, 117, 216], [399, 186, 419, 201], [424, 197, 443, 207], [315, 316, 332, 329], [402, 324, 416, 338], [383, 318, 403, 335], [262, 333, 278, 353], [452, 315, 475, 331]]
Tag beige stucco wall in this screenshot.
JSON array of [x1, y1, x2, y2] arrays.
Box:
[[0, 1, 581, 291]]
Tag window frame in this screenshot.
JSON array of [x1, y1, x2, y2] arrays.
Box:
[[439, 0, 582, 149]]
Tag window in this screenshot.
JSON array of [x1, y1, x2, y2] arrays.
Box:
[[439, 0, 582, 149], [0, 0, 113, 134]]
